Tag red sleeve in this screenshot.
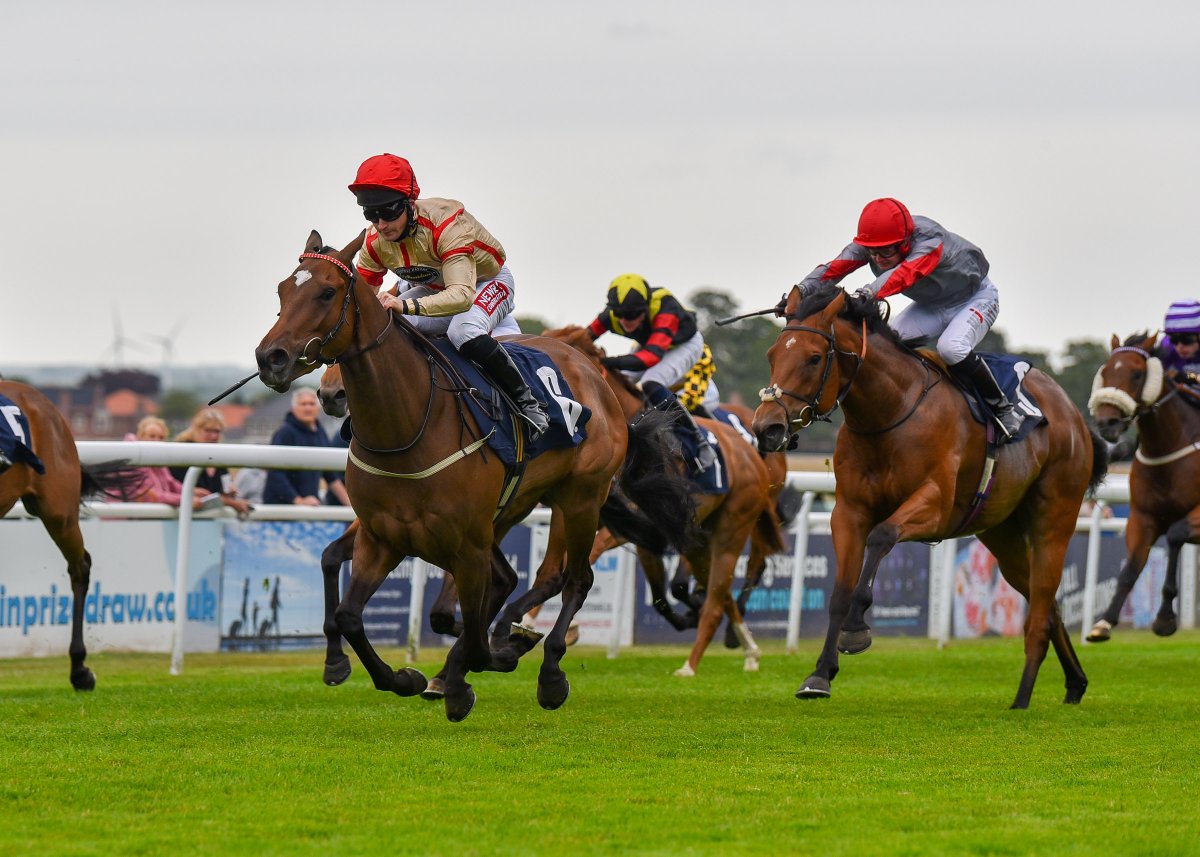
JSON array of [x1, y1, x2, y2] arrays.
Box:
[[820, 257, 868, 282], [875, 244, 943, 299]]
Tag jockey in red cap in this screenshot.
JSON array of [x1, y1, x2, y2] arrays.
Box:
[[791, 198, 1022, 440]]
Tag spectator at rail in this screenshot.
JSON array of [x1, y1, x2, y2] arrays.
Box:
[[1159, 300, 1200, 381], [169, 407, 253, 518], [263, 388, 350, 507], [126, 416, 209, 510]]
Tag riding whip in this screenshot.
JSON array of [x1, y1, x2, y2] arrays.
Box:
[[208, 371, 260, 405]]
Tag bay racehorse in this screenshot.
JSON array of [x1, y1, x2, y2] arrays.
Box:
[[0, 380, 138, 690], [752, 284, 1107, 709], [1087, 332, 1200, 642], [542, 325, 789, 676], [255, 231, 694, 720]]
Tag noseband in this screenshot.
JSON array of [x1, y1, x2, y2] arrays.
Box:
[[294, 252, 392, 366], [1087, 345, 1167, 427], [758, 318, 866, 432]]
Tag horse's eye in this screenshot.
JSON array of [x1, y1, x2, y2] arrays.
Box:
[[320, 287, 336, 301], [808, 354, 822, 366]]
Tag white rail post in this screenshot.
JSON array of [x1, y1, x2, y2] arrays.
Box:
[[1080, 501, 1105, 645], [608, 548, 635, 659], [1179, 544, 1196, 630], [407, 559, 428, 663], [928, 539, 957, 649], [169, 466, 202, 675], [785, 492, 817, 655]]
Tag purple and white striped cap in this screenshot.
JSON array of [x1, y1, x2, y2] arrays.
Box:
[[1164, 300, 1200, 334]]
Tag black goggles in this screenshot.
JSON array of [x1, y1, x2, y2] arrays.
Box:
[[613, 308, 646, 320], [1173, 333, 1199, 346], [363, 200, 408, 224]]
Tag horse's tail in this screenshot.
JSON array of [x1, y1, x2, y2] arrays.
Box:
[[1087, 428, 1110, 496], [599, 409, 697, 554], [775, 482, 804, 527], [80, 460, 143, 503], [754, 502, 788, 557]]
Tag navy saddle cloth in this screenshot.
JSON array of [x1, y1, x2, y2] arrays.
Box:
[[344, 339, 591, 467], [0, 394, 46, 474], [674, 417, 730, 496], [958, 354, 1047, 443]]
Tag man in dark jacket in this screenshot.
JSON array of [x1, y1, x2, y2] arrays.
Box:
[[263, 388, 350, 506]]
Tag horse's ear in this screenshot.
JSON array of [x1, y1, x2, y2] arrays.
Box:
[[339, 231, 366, 265], [305, 230, 323, 254], [1110, 333, 1120, 350], [821, 289, 847, 323], [784, 284, 803, 316]]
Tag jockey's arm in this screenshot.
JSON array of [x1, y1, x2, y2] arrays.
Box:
[[397, 255, 476, 318]]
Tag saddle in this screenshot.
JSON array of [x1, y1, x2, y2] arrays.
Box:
[[918, 351, 1046, 444]]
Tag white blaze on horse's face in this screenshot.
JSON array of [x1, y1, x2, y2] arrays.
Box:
[[784, 336, 797, 350], [293, 270, 312, 288]]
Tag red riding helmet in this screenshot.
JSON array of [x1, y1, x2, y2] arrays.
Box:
[[854, 198, 914, 247], [348, 154, 421, 206]]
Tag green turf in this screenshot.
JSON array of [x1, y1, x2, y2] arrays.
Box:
[[2, 632, 1198, 856]]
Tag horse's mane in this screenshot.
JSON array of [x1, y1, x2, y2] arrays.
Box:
[[1122, 330, 1154, 348], [543, 325, 645, 402], [792, 282, 905, 347]]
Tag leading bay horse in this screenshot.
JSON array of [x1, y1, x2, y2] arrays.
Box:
[[542, 325, 788, 676], [1087, 332, 1200, 642], [0, 380, 138, 690], [255, 231, 694, 721], [753, 284, 1107, 709]]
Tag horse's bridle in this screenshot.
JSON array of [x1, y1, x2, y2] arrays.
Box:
[[758, 318, 867, 433], [1088, 344, 1169, 431], [294, 252, 393, 366]]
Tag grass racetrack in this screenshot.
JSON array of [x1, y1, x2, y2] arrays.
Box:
[[2, 632, 1199, 856]]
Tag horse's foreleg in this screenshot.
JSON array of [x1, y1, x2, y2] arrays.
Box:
[[798, 515, 869, 699], [428, 572, 461, 637], [334, 538, 426, 701], [320, 523, 357, 686], [1090, 514, 1158, 641], [1154, 517, 1196, 637], [538, 510, 600, 711], [837, 522, 900, 655], [493, 513, 568, 647]]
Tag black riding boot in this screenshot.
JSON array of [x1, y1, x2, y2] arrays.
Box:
[[644, 381, 717, 471], [951, 352, 1023, 441], [459, 335, 550, 442]]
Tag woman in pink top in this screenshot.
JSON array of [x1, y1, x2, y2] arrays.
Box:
[[127, 416, 208, 510]]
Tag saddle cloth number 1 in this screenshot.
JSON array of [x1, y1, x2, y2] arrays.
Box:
[[1, 405, 27, 444]]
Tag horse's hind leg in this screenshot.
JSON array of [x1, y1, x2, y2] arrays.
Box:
[[41, 508, 95, 691], [1154, 516, 1197, 637], [320, 523, 357, 686], [1047, 603, 1088, 704]]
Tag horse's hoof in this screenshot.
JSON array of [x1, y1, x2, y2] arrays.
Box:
[[445, 685, 476, 722], [71, 668, 96, 692], [744, 652, 761, 673], [673, 663, 696, 677], [420, 676, 446, 701], [837, 628, 872, 655], [796, 675, 831, 699], [509, 622, 544, 645], [537, 675, 570, 710], [323, 655, 352, 686], [1152, 616, 1178, 637], [1063, 683, 1087, 705], [392, 667, 427, 698], [564, 621, 581, 647], [1086, 619, 1112, 643]]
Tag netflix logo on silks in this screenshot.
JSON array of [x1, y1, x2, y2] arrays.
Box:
[[473, 280, 510, 314]]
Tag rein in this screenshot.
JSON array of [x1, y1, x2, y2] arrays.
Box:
[[295, 252, 395, 366]]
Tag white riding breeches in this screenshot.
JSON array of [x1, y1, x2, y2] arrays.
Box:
[[621, 331, 714, 402], [396, 266, 520, 347], [890, 277, 1000, 365]]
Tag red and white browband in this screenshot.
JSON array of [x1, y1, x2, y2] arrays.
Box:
[[298, 252, 356, 282]]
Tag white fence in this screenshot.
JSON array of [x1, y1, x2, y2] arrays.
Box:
[[3, 442, 1193, 674]]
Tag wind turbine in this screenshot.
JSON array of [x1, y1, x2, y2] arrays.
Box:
[[145, 316, 187, 390], [101, 306, 148, 367]]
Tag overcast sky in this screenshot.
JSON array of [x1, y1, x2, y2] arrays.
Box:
[[2, 0, 1197, 380]]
